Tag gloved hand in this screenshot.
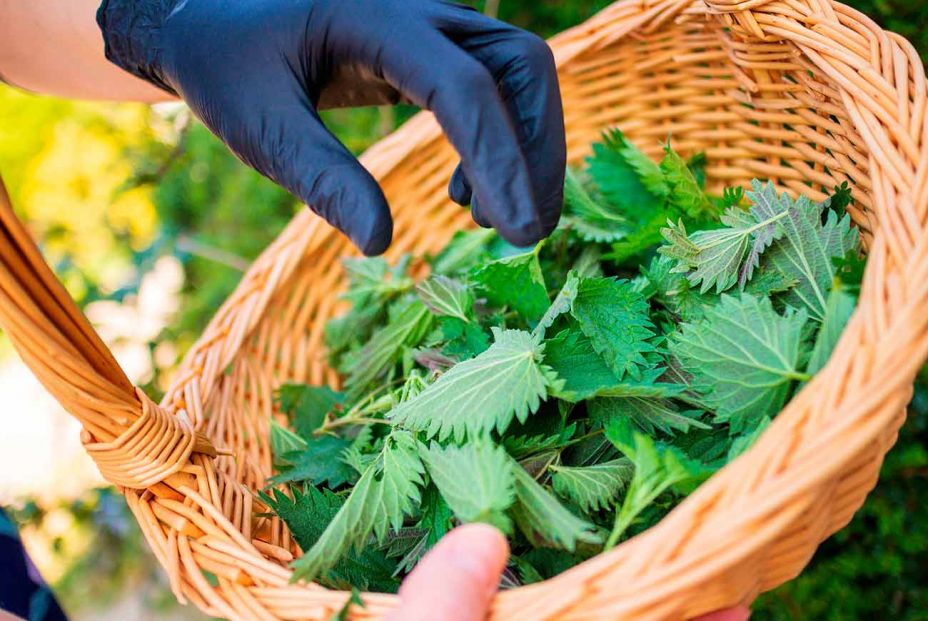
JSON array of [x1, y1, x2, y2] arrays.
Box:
[[97, 0, 566, 255]]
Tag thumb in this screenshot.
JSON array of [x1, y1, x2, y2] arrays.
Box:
[[385, 524, 509, 621], [219, 99, 394, 255]]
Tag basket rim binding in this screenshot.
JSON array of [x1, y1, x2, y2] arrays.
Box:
[[0, 0, 926, 619]]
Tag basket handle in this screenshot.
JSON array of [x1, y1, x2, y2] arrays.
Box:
[[0, 176, 215, 489]]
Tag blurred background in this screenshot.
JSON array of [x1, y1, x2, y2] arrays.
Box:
[[1, 1, 926, 620]]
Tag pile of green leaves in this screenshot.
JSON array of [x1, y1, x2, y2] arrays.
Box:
[[261, 129, 865, 591]]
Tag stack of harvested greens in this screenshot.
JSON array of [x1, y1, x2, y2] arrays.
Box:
[[261, 130, 865, 591]]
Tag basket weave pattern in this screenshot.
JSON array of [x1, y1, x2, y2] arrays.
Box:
[[2, 0, 927, 619]]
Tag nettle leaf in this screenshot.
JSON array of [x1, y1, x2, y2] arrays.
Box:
[[439, 317, 491, 359], [390, 329, 551, 442], [670, 294, 811, 433], [270, 419, 307, 461], [388, 494, 455, 576], [587, 128, 667, 212], [417, 486, 455, 548], [341, 426, 377, 475], [564, 169, 626, 243], [591, 372, 684, 399], [534, 271, 580, 338], [431, 229, 496, 275], [608, 209, 674, 265], [262, 486, 342, 549], [687, 152, 708, 188], [826, 180, 853, 217], [721, 186, 745, 209], [604, 416, 707, 547], [807, 283, 857, 374], [343, 299, 433, 400], [550, 459, 633, 514], [277, 384, 345, 439], [513, 556, 546, 585], [269, 435, 356, 488], [658, 197, 788, 293], [572, 247, 604, 279], [589, 396, 709, 436], [261, 487, 398, 592], [749, 181, 860, 322], [727, 416, 771, 462], [341, 257, 388, 300], [502, 423, 577, 459], [422, 440, 515, 532], [570, 276, 655, 380], [742, 268, 797, 298], [416, 276, 474, 323], [642, 255, 716, 322], [543, 328, 621, 402], [660, 146, 715, 218], [291, 432, 425, 583], [471, 248, 549, 321], [518, 449, 560, 480], [325, 303, 383, 360], [511, 463, 600, 551], [832, 250, 866, 295], [341, 256, 411, 303]]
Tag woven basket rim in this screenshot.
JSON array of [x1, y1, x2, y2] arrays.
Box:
[[150, 0, 917, 619]]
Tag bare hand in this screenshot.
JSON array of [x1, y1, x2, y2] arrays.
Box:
[[387, 524, 751, 621]]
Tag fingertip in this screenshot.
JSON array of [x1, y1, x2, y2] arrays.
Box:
[[346, 174, 394, 256], [388, 524, 509, 621], [403, 523, 509, 596], [470, 196, 492, 228], [537, 186, 565, 238], [445, 524, 509, 597], [470, 175, 546, 246], [496, 216, 546, 247], [301, 163, 394, 256], [449, 163, 473, 206], [443, 523, 510, 569], [400, 524, 509, 598], [356, 212, 394, 256]]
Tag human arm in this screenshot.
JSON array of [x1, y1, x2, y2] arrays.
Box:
[[0, 0, 169, 102], [0, 0, 566, 256]]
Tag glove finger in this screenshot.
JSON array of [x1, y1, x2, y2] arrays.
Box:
[[450, 164, 491, 231], [439, 7, 566, 237], [471, 195, 492, 228], [448, 162, 473, 206], [449, 162, 495, 232], [377, 27, 544, 247], [216, 97, 393, 256]]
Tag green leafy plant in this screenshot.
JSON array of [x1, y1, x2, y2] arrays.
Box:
[[259, 129, 863, 590]]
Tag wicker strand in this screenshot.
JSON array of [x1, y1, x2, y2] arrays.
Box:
[[81, 388, 212, 489]]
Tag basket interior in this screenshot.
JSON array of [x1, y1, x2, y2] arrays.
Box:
[[189, 8, 878, 557]]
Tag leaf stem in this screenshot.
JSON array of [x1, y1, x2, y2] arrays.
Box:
[[560, 428, 605, 449], [317, 417, 391, 434]]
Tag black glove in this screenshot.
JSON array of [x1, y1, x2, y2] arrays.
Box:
[[97, 0, 566, 255]]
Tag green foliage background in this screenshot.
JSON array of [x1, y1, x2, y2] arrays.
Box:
[[0, 0, 926, 618]]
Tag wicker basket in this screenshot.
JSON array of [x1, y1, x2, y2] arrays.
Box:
[[2, 0, 927, 618]]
